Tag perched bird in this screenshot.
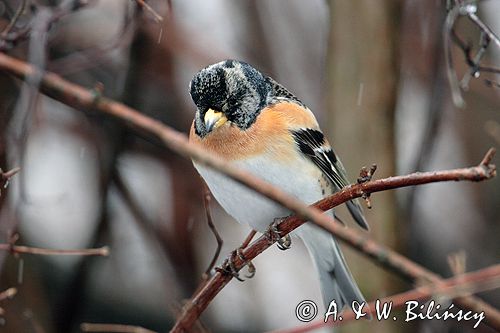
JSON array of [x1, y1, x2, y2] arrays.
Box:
[[189, 60, 368, 309]]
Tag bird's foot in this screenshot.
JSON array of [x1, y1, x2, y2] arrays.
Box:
[[266, 218, 292, 251], [216, 248, 255, 281]]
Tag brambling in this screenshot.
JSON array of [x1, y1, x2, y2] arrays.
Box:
[[188, 60, 368, 309]]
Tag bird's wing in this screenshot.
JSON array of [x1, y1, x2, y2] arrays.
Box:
[[291, 128, 369, 230]]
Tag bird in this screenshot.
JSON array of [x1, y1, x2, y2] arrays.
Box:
[[188, 59, 368, 310]]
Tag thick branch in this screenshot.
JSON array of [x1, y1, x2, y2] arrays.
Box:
[[0, 52, 497, 332]]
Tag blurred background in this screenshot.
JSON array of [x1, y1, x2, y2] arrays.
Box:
[[0, 0, 499, 332]]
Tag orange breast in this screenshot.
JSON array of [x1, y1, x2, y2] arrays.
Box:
[[189, 102, 319, 161]]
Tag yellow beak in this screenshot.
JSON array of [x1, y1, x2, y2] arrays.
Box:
[[204, 108, 228, 132]]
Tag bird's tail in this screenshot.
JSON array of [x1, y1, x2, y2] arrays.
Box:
[[296, 223, 366, 311]]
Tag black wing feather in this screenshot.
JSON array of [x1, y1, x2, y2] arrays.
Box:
[[292, 128, 369, 230]]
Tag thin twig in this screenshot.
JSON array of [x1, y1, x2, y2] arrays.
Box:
[[133, 0, 164, 23], [0, 287, 17, 302], [0, 287, 17, 316], [445, 3, 466, 107], [240, 230, 257, 250], [202, 183, 223, 277], [0, 0, 95, 51], [0, 244, 109, 256], [446, 1, 500, 105], [0, 52, 497, 331], [270, 264, 500, 333], [0, 166, 21, 196], [1, 167, 21, 180], [81, 323, 157, 333], [467, 12, 500, 49], [0, 0, 26, 37]]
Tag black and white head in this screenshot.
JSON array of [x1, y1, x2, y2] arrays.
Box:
[[190, 60, 272, 137]]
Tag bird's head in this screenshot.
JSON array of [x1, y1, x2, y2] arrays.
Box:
[[190, 60, 271, 137]]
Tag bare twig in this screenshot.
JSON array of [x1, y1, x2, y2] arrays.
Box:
[[240, 230, 257, 250], [81, 323, 157, 333], [202, 184, 223, 277], [448, 251, 467, 276], [48, 9, 136, 76], [0, 0, 96, 51], [270, 264, 500, 333], [445, 3, 465, 108], [0, 166, 20, 196], [0, 287, 17, 302], [0, 287, 17, 316], [0, 52, 497, 332], [0, 243, 109, 256], [0, 0, 27, 37], [467, 12, 500, 49], [133, 0, 164, 23], [446, 1, 500, 106], [0, 167, 20, 180]]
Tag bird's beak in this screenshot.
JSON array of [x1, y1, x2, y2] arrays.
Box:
[[204, 108, 228, 132]]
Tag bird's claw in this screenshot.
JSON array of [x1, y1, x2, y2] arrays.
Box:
[[216, 248, 256, 281], [266, 218, 292, 251], [237, 248, 256, 279], [217, 255, 244, 282], [277, 234, 292, 251]]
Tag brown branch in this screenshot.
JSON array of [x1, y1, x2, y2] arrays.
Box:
[[0, 243, 109, 256], [133, 0, 164, 23], [271, 263, 500, 333], [0, 0, 27, 37], [240, 230, 257, 250], [81, 323, 157, 333], [0, 166, 20, 197], [202, 183, 223, 277], [0, 287, 17, 316], [0, 167, 20, 180], [0, 287, 17, 302], [0, 52, 497, 332]]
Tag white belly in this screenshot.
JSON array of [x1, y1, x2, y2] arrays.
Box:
[[193, 154, 326, 232]]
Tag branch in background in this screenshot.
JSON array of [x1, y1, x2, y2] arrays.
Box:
[[48, 4, 136, 76], [0, 288, 17, 302], [0, 244, 109, 256], [202, 183, 222, 278], [0, 287, 17, 316], [445, 1, 500, 107], [133, 0, 164, 23], [0, 167, 20, 197], [0, 0, 27, 38], [81, 322, 157, 333], [270, 264, 500, 333], [0, 234, 109, 256], [0, 0, 96, 51], [0, 52, 497, 332]]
